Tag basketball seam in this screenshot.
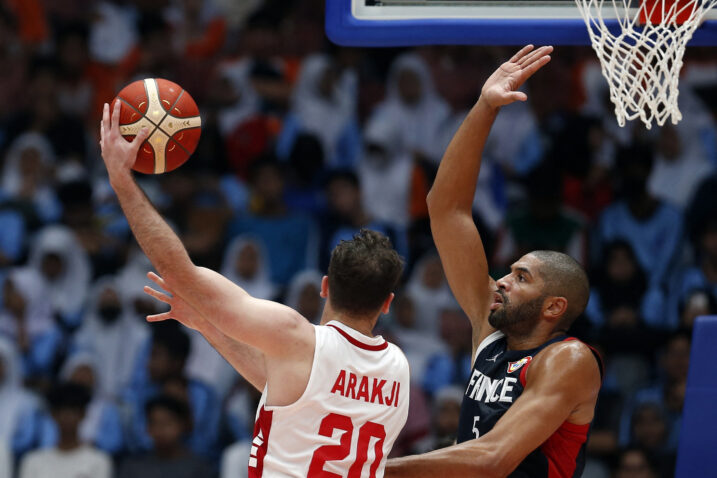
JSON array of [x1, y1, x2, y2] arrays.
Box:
[[118, 97, 160, 129], [158, 88, 196, 157]]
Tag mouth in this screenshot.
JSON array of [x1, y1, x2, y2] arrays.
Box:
[[490, 291, 504, 311]]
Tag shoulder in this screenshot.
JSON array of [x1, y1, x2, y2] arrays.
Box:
[[526, 339, 601, 397]]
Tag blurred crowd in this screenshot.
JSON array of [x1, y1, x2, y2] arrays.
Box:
[[0, 0, 715, 477]]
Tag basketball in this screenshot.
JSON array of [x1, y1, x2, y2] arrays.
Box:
[[112, 78, 201, 174]]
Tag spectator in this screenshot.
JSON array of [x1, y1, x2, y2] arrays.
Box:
[[228, 157, 318, 286], [39, 354, 124, 455], [19, 383, 112, 478], [166, 0, 227, 60], [422, 306, 473, 396], [28, 225, 91, 329], [414, 385, 464, 452], [220, 235, 277, 300], [72, 276, 148, 399], [595, 144, 683, 289], [284, 269, 324, 324], [586, 240, 665, 329], [613, 448, 658, 478], [1, 132, 61, 225], [123, 322, 219, 458], [0, 337, 42, 456], [320, 169, 407, 271], [0, 268, 62, 380], [677, 288, 717, 330], [118, 395, 215, 478], [0, 439, 10, 478], [369, 52, 450, 166], [405, 251, 454, 335], [359, 113, 414, 229], [277, 54, 360, 168]]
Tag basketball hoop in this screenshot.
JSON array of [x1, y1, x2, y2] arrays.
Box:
[[575, 0, 717, 128]]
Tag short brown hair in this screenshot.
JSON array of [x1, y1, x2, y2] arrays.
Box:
[[328, 229, 404, 316]]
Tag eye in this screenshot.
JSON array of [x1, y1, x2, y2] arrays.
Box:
[[518, 273, 526, 282]]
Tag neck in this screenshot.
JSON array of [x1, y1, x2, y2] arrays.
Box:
[[57, 434, 81, 451], [321, 307, 377, 337], [627, 195, 657, 219], [155, 445, 185, 459]]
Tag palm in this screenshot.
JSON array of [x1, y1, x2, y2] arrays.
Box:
[[481, 45, 553, 109], [143, 271, 205, 331]]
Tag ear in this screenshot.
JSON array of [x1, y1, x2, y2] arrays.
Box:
[[380, 293, 395, 315], [320, 276, 329, 299], [543, 296, 568, 322]]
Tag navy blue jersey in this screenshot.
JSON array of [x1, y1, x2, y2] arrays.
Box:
[[457, 331, 603, 478]]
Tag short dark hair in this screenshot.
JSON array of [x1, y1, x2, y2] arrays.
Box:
[[47, 382, 91, 412], [145, 395, 191, 424], [151, 322, 191, 363], [328, 229, 404, 317], [528, 250, 589, 328]]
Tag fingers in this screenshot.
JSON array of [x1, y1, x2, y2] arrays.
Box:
[[143, 285, 172, 305], [131, 127, 150, 153], [520, 54, 552, 82], [147, 271, 169, 290], [509, 44, 534, 63], [111, 99, 121, 134], [517, 45, 553, 67], [146, 311, 172, 323], [510, 91, 528, 102], [99, 120, 104, 150], [102, 103, 110, 140]]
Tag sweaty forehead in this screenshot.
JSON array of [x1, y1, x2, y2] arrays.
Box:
[[511, 254, 544, 277]]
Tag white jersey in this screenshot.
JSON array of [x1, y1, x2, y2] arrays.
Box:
[[248, 320, 410, 478]]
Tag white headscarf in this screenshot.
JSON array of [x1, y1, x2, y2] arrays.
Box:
[[291, 54, 357, 164], [72, 276, 148, 399], [221, 235, 277, 300], [406, 252, 454, 335], [371, 53, 450, 164], [28, 226, 91, 318], [359, 114, 413, 228], [59, 352, 111, 445], [0, 267, 54, 339], [0, 337, 39, 443], [1, 132, 55, 196], [285, 270, 324, 323]]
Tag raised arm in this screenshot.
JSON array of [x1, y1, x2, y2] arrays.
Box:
[[385, 340, 601, 478], [99, 100, 314, 359], [427, 45, 552, 342], [143, 272, 266, 391]]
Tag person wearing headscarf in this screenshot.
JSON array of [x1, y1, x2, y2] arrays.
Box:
[[0, 132, 61, 225], [359, 113, 414, 229], [219, 235, 277, 300], [368, 53, 451, 166], [276, 53, 360, 168], [38, 353, 124, 455], [72, 276, 149, 400], [284, 269, 324, 324], [28, 225, 91, 329], [405, 252, 455, 335], [0, 268, 61, 379], [0, 337, 42, 456]]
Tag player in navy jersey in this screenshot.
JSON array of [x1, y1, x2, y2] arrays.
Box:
[[386, 45, 603, 478]]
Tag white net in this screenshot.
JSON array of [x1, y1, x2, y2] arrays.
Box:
[[575, 0, 717, 128]]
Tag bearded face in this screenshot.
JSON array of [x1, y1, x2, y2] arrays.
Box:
[[488, 290, 545, 335]]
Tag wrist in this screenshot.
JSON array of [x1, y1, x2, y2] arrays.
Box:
[[109, 170, 135, 192], [476, 95, 499, 113]]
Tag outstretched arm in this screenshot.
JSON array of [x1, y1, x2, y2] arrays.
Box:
[[385, 341, 601, 478], [143, 272, 266, 391], [427, 45, 552, 348], [100, 100, 314, 358]]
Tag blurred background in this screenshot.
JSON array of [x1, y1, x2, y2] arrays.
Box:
[[0, 0, 715, 477]]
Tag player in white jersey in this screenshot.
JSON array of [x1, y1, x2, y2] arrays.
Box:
[[98, 100, 409, 477]]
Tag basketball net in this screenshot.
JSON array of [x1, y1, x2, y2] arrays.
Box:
[[574, 0, 717, 128]]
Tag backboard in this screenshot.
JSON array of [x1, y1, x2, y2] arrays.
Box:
[[326, 0, 717, 46]]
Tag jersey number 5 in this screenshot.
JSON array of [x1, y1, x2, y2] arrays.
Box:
[[308, 413, 386, 478]]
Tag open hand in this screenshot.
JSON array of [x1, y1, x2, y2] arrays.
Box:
[[481, 45, 553, 109], [143, 271, 205, 331], [99, 99, 150, 182]]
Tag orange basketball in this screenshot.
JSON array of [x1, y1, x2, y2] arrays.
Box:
[[112, 78, 201, 174]]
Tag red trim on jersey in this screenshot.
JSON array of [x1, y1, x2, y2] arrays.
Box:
[[248, 406, 273, 478], [540, 421, 590, 478], [327, 324, 388, 351]]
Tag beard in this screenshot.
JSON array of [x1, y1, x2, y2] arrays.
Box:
[[488, 293, 545, 336]]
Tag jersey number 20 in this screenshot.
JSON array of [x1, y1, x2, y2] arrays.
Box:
[[308, 413, 386, 478]]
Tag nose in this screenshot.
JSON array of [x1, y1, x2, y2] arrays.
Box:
[[496, 275, 510, 291]]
